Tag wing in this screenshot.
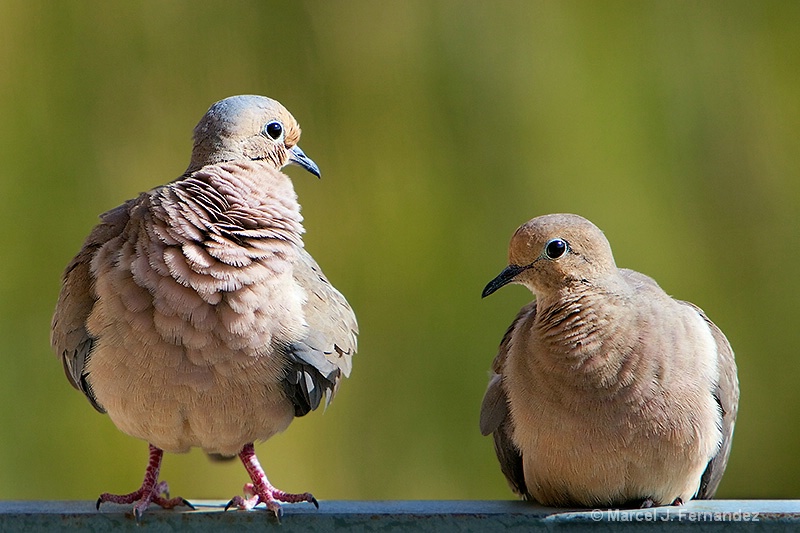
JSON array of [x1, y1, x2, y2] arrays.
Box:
[[479, 301, 536, 499], [630, 275, 739, 499], [50, 201, 134, 413], [681, 302, 740, 499], [281, 248, 358, 417]]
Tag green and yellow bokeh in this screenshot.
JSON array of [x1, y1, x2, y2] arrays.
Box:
[[0, 1, 797, 501]]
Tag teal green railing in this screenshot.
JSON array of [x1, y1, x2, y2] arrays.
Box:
[[1, 500, 797, 532]]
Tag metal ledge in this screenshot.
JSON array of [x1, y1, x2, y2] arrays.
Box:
[[1, 500, 798, 531]]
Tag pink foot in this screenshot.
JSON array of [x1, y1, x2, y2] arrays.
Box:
[[96, 444, 193, 520], [224, 443, 318, 517]]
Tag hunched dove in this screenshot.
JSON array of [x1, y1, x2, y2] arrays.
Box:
[[480, 213, 738, 508], [51, 95, 358, 518]]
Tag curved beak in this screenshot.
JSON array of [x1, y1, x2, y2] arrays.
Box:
[[288, 145, 321, 178], [482, 264, 528, 298]]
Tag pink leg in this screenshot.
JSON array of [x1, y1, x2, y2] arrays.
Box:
[[97, 444, 193, 520], [225, 443, 318, 517]]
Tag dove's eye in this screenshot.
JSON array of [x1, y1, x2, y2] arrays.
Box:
[[544, 238, 569, 259], [264, 121, 284, 141]]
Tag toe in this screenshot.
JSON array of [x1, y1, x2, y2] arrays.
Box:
[[266, 500, 283, 519]]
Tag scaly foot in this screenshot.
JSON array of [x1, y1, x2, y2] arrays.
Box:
[[225, 443, 318, 517], [96, 444, 193, 520]]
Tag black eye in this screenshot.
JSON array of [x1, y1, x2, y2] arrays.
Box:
[[544, 238, 568, 259], [264, 121, 284, 140]]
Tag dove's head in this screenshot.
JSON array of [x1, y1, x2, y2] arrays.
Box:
[[482, 213, 617, 298], [188, 95, 320, 177]]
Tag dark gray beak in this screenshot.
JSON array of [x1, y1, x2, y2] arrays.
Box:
[[288, 145, 321, 178], [482, 264, 528, 298]]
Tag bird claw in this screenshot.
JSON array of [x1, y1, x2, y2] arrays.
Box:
[[181, 498, 196, 510], [95, 445, 192, 519], [97, 479, 191, 520], [228, 443, 318, 517], [225, 485, 312, 518], [132, 504, 146, 523], [225, 495, 254, 511], [225, 494, 283, 519], [154, 480, 170, 499]]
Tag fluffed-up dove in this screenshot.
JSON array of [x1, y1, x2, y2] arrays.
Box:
[[479, 213, 738, 508], [51, 95, 358, 518]]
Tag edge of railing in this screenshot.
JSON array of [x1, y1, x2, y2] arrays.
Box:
[[1, 499, 798, 531]]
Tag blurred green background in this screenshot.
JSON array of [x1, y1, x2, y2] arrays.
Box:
[[0, 1, 798, 502]]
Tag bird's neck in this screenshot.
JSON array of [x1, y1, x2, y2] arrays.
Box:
[[533, 281, 640, 392], [164, 160, 305, 246]]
